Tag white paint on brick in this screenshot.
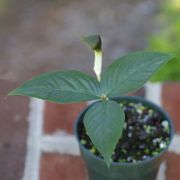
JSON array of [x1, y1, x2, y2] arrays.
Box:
[[169, 135, 180, 154], [41, 132, 180, 155], [22, 98, 44, 180], [41, 133, 80, 155], [145, 82, 162, 106], [157, 162, 166, 180]]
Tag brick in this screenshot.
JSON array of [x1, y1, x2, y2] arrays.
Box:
[[0, 80, 29, 180], [162, 83, 180, 132], [40, 154, 87, 180], [44, 102, 86, 134], [165, 152, 180, 180]]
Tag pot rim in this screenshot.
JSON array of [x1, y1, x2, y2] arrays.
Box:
[[74, 96, 174, 167]]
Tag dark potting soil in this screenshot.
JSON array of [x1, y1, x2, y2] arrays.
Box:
[[78, 101, 171, 163]]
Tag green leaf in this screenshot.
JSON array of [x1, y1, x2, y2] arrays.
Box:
[[84, 100, 125, 166], [9, 70, 101, 103], [100, 51, 174, 97], [82, 34, 101, 51]]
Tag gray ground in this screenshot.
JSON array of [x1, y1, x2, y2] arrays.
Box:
[[0, 0, 161, 82]]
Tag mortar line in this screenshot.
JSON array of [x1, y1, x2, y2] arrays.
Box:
[[145, 82, 162, 106], [22, 98, 44, 180], [157, 162, 166, 180], [41, 133, 180, 155]]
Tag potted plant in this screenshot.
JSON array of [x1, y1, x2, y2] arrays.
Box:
[[9, 35, 174, 180]]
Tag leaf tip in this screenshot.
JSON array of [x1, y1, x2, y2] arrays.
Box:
[[7, 90, 16, 96], [168, 53, 176, 60], [7, 88, 22, 97], [156, 51, 176, 61], [104, 156, 112, 168]]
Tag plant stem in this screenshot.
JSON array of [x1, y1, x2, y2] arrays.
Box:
[[94, 50, 102, 81]]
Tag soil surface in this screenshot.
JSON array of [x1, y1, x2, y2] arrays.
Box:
[[78, 100, 171, 163]]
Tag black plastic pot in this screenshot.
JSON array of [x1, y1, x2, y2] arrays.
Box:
[[74, 96, 174, 180]]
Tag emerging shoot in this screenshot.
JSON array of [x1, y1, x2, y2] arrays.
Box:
[[82, 35, 102, 81]]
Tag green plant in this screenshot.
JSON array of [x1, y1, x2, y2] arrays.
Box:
[[9, 35, 174, 166], [149, 0, 180, 81]]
